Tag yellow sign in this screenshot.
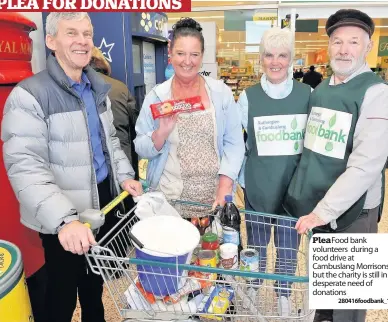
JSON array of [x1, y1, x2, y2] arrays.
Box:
[[0, 247, 34, 322], [0, 247, 11, 277], [0, 272, 34, 322], [381, 56, 388, 68], [253, 16, 277, 21]]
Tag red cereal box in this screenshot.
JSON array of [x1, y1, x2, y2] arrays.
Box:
[[150, 96, 205, 120]]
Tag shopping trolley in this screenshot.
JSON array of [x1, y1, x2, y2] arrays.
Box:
[[85, 198, 315, 322]]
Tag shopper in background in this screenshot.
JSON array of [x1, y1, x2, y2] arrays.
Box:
[[90, 47, 139, 180], [1, 12, 142, 322], [134, 17, 244, 217], [283, 9, 388, 322], [302, 65, 323, 88], [293, 68, 304, 80], [237, 27, 311, 316], [90, 47, 139, 202]]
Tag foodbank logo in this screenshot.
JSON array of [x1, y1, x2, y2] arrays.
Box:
[[325, 114, 336, 152], [306, 113, 347, 152], [291, 117, 300, 152], [256, 116, 304, 147]]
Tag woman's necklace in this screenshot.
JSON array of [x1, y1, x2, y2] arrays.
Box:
[[171, 76, 201, 100]]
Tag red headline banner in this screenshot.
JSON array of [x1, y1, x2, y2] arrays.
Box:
[[0, 0, 191, 12]]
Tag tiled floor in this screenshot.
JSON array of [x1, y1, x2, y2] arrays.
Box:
[[72, 173, 388, 322]]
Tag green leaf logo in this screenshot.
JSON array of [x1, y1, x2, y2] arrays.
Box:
[[325, 142, 333, 152], [294, 141, 299, 151], [291, 117, 297, 130], [329, 113, 337, 128]]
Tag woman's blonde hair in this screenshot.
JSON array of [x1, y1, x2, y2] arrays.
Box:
[[260, 27, 294, 61], [90, 47, 111, 76]]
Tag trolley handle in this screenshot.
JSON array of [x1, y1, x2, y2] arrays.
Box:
[[101, 191, 129, 215], [84, 190, 144, 249]]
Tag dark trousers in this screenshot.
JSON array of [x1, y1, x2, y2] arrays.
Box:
[[26, 265, 47, 322], [244, 189, 299, 297], [314, 206, 379, 322], [40, 177, 118, 322]]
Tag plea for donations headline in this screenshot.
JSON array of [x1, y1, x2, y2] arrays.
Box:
[[0, 0, 191, 12]]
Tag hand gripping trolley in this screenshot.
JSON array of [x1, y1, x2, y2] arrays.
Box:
[[85, 198, 315, 322]]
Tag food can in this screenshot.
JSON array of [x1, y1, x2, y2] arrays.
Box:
[[197, 250, 217, 280], [201, 232, 220, 265], [222, 227, 239, 246], [240, 249, 259, 280], [220, 243, 238, 270], [190, 245, 202, 264]]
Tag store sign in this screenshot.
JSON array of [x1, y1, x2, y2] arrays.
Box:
[[88, 12, 128, 86], [253, 15, 277, 22], [199, 63, 218, 79], [378, 36, 388, 57], [98, 38, 114, 62], [143, 42, 156, 94], [315, 49, 328, 64], [225, 10, 277, 31], [381, 57, 388, 68], [224, 10, 254, 31], [132, 12, 168, 38], [281, 19, 318, 32]]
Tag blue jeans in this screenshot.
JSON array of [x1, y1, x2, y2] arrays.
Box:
[[244, 192, 299, 297]]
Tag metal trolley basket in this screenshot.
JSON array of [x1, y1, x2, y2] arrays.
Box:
[[86, 199, 315, 322]]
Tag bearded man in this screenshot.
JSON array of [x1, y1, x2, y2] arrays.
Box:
[[283, 9, 388, 322]]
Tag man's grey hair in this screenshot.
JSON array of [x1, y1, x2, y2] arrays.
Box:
[[46, 13, 93, 36], [260, 27, 294, 61]]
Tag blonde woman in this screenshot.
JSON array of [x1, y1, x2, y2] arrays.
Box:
[[238, 27, 311, 316]]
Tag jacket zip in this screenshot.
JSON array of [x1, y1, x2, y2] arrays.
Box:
[[63, 82, 100, 210]]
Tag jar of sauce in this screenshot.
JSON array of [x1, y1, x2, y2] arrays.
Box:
[[202, 232, 220, 265]]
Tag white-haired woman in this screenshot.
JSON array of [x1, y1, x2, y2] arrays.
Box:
[[237, 27, 311, 316]]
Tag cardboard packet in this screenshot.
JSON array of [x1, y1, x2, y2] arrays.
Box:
[[198, 285, 235, 321], [150, 96, 205, 120]]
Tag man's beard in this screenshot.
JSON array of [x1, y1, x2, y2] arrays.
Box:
[[330, 54, 366, 78]]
